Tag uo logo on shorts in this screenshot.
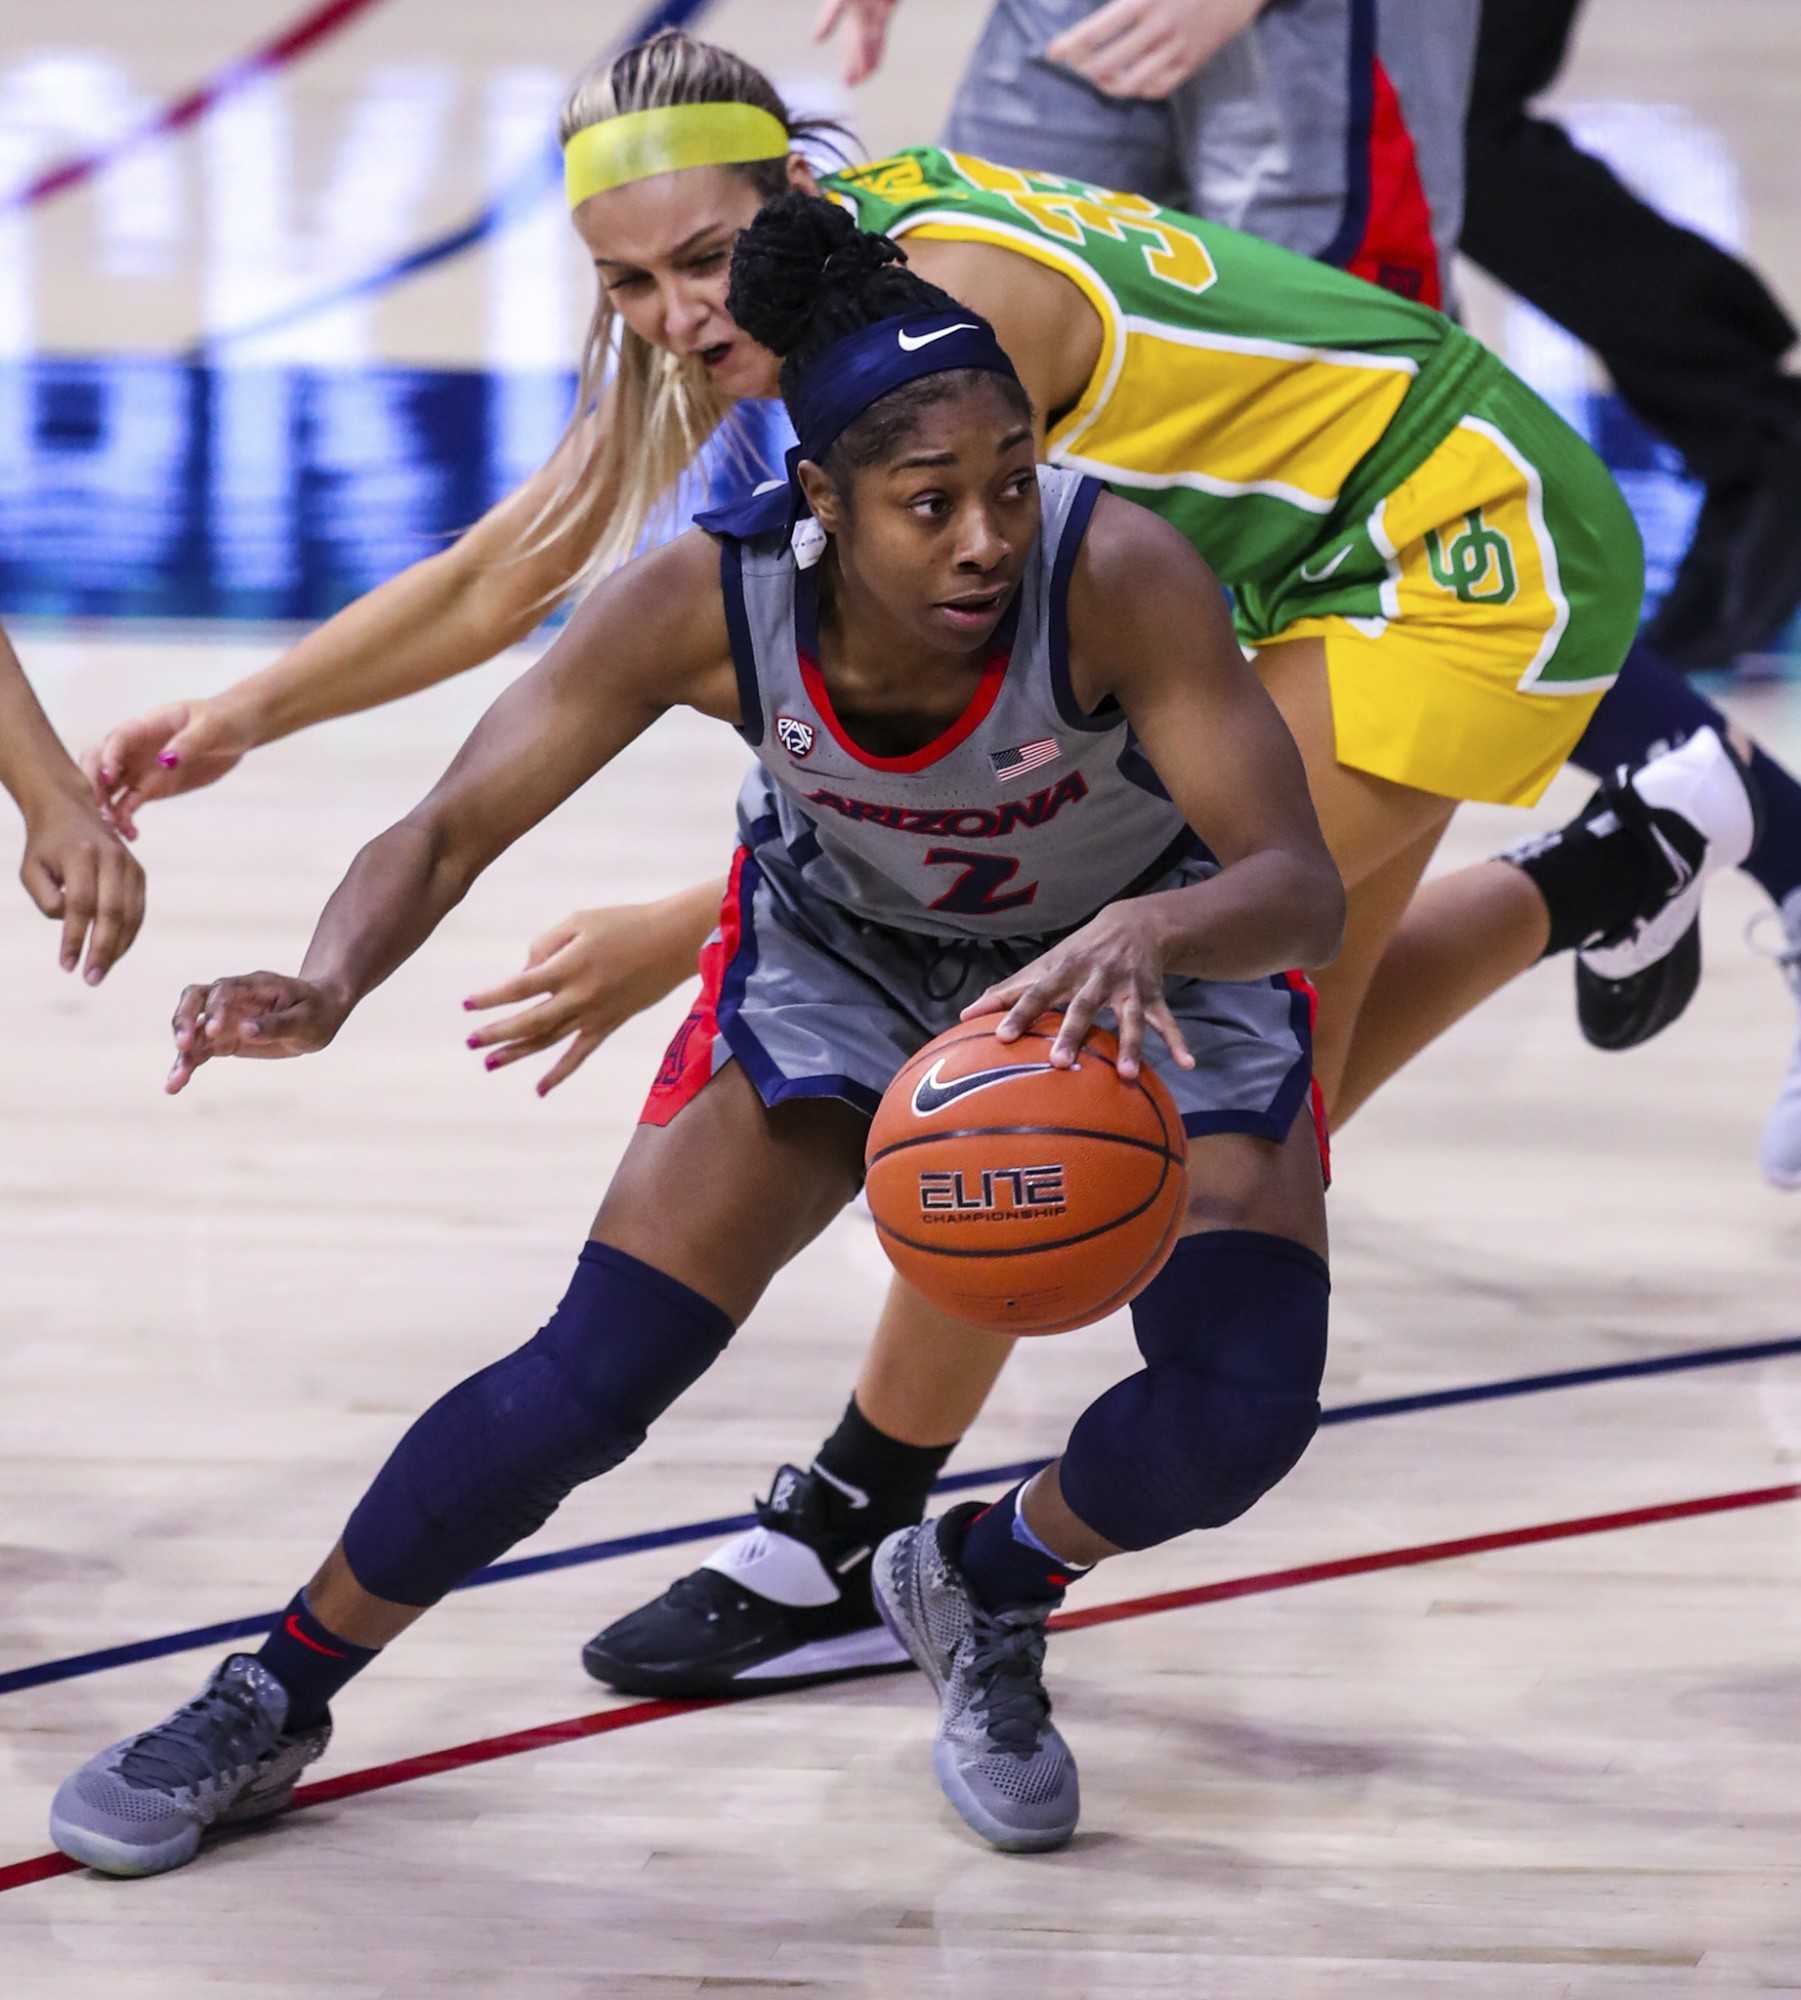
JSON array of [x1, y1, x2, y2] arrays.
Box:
[[775, 715, 816, 760], [1424, 508, 1518, 604]]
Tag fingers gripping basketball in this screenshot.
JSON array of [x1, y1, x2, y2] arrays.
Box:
[[864, 1013, 1189, 1334]]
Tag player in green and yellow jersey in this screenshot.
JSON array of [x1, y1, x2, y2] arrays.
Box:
[[824, 142, 1637, 814]]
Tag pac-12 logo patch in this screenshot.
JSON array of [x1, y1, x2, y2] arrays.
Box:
[[775, 714, 816, 760]]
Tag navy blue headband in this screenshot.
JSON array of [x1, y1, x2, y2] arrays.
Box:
[[784, 311, 1022, 467]]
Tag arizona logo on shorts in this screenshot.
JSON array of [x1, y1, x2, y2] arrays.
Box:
[[775, 714, 816, 760]]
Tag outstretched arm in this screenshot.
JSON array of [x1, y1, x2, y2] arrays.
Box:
[[966, 496, 1343, 1072], [86, 417, 623, 837], [0, 624, 145, 980], [167, 530, 735, 1092]]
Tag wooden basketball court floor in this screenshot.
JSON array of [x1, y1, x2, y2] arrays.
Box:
[[5, 3, 1801, 1994]]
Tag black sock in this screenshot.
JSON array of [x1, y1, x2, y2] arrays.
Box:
[[954, 1485, 1090, 1609], [1501, 796, 1664, 957], [812, 1396, 957, 1527], [255, 1590, 380, 1731]]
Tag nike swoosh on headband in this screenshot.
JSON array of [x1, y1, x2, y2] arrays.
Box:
[[897, 323, 980, 351], [910, 1056, 1058, 1116]]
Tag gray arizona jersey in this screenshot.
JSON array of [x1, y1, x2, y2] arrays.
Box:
[[702, 465, 1201, 942]]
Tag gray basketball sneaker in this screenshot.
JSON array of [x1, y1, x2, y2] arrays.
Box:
[[50, 1654, 330, 1877], [872, 1504, 1078, 1853]]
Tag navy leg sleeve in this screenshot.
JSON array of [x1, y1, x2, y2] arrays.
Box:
[[341, 1242, 733, 1607], [1569, 646, 1730, 778], [1058, 1230, 1329, 1552]]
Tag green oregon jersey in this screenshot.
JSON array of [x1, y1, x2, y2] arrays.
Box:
[[822, 148, 1503, 613]]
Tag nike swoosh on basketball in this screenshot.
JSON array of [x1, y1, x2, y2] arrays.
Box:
[[910, 1056, 1056, 1117], [897, 323, 978, 351], [1298, 543, 1354, 583]]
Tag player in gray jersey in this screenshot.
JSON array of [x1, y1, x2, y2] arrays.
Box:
[[643, 456, 1314, 1141], [716, 464, 1195, 946], [50, 189, 1346, 1872]]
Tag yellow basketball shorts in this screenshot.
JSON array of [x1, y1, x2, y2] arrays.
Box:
[[1240, 372, 1645, 808]]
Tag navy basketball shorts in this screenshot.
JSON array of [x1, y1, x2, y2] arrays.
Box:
[[641, 836, 1327, 1177]]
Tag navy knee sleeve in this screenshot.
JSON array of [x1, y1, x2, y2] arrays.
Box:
[[1567, 645, 1726, 781], [341, 1242, 733, 1607], [1058, 1230, 1329, 1552]]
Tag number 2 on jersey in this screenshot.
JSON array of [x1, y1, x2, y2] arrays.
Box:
[[925, 848, 1039, 917]]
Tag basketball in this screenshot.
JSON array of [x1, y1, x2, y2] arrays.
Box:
[[863, 1013, 1189, 1335]]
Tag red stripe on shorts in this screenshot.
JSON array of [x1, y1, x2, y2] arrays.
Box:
[[1345, 56, 1441, 310], [639, 848, 751, 1128], [1285, 968, 1332, 1187]]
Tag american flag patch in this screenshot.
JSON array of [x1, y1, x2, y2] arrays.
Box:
[[989, 736, 1061, 783]]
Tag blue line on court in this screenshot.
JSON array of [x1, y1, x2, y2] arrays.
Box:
[[194, 0, 714, 353], [4, 1333, 1796, 1699]]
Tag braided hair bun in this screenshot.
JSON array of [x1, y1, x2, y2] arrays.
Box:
[[728, 189, 1032, 474], [728, 191, 962, 381]]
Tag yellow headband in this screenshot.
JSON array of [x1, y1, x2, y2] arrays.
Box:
[[564, 103, 790, 208]]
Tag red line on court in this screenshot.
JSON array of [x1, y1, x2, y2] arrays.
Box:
[[5, 1479, 1795, 1895], [2, 0, 393, 213], [296, 1694, 727, 1810], [1050, 1481, 1801, 1633]]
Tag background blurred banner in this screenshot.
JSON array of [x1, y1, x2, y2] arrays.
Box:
[[0, 1, 1790, 662]]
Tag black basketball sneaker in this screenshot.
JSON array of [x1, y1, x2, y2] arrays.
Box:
[[1573, 727, 1760, 1050], [581, 1463, 909, 1696]]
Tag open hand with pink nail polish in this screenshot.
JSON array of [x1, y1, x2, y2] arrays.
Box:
[[82, 695, 260, 842], [462, 885, 719, 1097]]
